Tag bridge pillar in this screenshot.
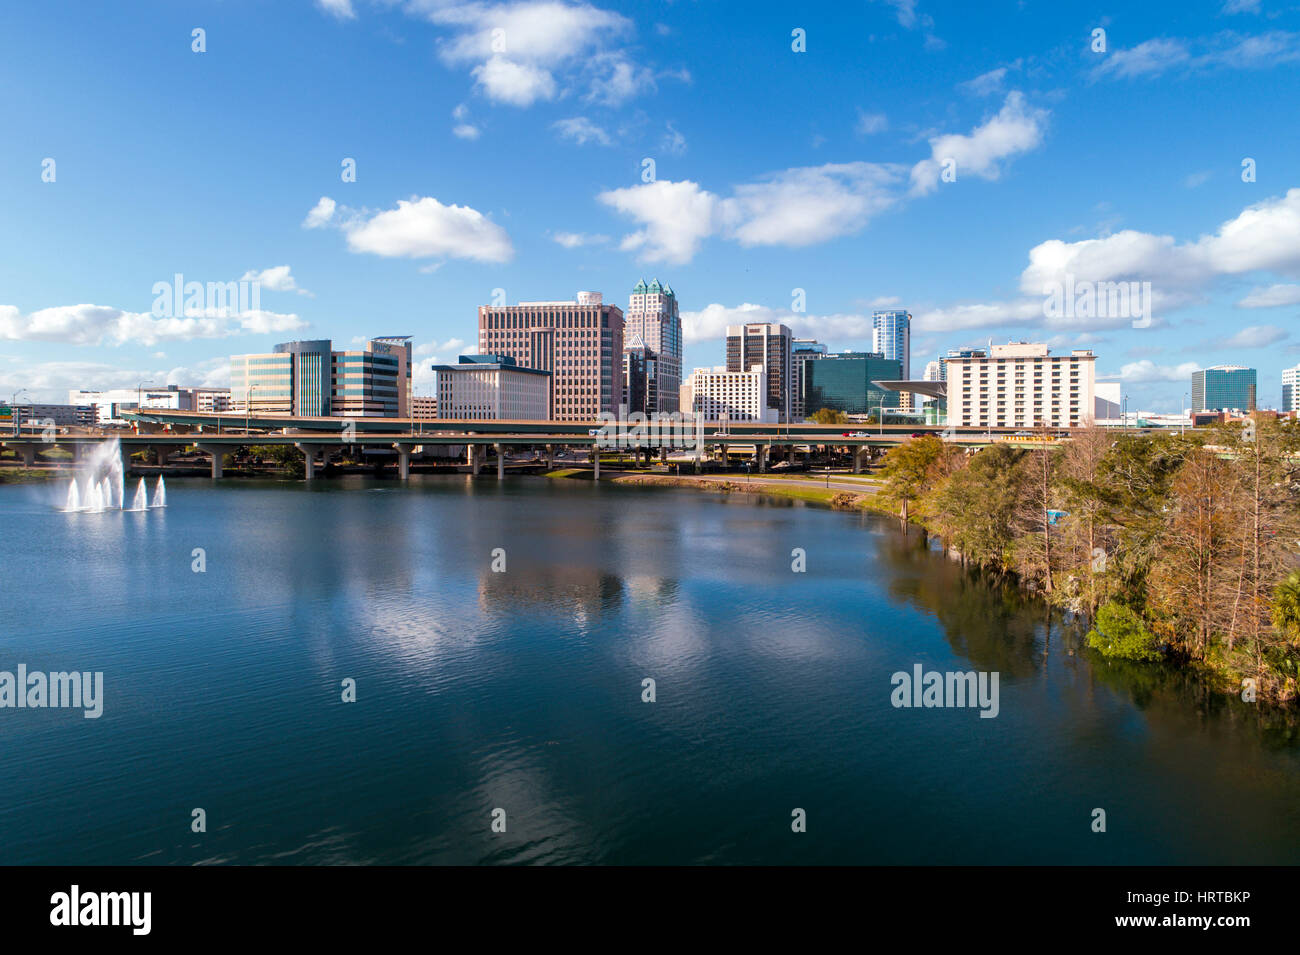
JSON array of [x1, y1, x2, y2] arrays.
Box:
[[494, 443, 504, 480], [659, 445, 668, 466], [470, 444, 483, 477], [20, 444, 36, 468], [395, 445, 410, 480], [197, 444, 224, 479], [759, 444, 768, 472], [720, 443, 728, 466], [546, 444, 555, 469], [852, 446, 863, 474], [156, 445, 169, 466], [294, 443, 318, 481]]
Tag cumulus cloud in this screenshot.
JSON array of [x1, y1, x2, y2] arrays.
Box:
[[0, 304, 306, 348], [550, 231, 609, 248], [316, 0, 355, 20], [411, 0, 640, 107], [303, 197, 337, 229], [959, 65, 1017, 96], [855, 110, 889, 135], [910, 91, 1048, 195], [1116, 359, 1203, 383], [597, 179, 720, 265], [451, 103, 481, 139], [1217, 324, 1290, 348], [680, 302, 878, 346], [240, 265, 311, 296], [307, 195, 514, 264]]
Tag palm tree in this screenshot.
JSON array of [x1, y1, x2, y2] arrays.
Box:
[[1271, 571, 1300, 646]]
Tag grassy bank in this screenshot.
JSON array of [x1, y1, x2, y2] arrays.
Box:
[[546, 467, 875, 510]]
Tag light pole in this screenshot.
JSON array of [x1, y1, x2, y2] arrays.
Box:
[[10, 388, 28, 437], [136, 380, 153, 435], [1182, 392, 1188, 435], [246, 384, 257, 435]]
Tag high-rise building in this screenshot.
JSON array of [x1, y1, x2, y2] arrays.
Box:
[[622, 333, 659, 416], [627, 279, 681, 413], [725, 323, 793, 421], [680, 366, 777, 423], [477, 291, 624, 420], [936, 347, 985, 381], [873, 310, 911, 413], [432, 354, 550, 420], [945, 343, 1097, 430], [1191, 365, 1256, 412], [792, 338, 828, 421], [800, 352, 902, 417], [1284, 364, 1300, 412], [230, 337, 411, 417]]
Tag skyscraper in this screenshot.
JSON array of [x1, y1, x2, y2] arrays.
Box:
[[1282, 364, 1300, 412], [725, 323, 793, 421], [873, 309, 911, 414], [229, 338, 412, 417], [477, 291, 624, 420], [626, 279, 682, 413], [1191, 365, 1256, 412], [792, 338, 828, 421]]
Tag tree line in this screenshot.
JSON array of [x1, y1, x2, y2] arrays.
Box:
[[875, 420, 1300, 704]]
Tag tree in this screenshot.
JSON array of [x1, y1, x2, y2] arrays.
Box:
[[878, 435, 947, 522], [1054, 424, 1114, 617], [922, 444, 1025, 575], [1086, 601, 1161, 661], [808, 408, 849, 425], [1011, 429, 1060, 593]]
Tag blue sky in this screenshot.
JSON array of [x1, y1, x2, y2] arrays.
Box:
[[2, 0, 1300, 411]]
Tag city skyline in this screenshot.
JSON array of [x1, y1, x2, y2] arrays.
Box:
[[4, 1, 1300, 411]]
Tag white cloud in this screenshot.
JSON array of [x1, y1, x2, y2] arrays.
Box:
[[551, 231, 609, 248], [303, 197, 337, 229], [414, 0, 637, 107], [552, 116, 610, 145], [316, 0, 356, 20], [313, 195, 514, 264], [660, 121, 687, 155], [959, 66, 1013, 96], [1092, 38, 1190, 80], [472, 55, 557, 106], [1092, 31, 1300, 81], [598, 179, 720, 265], [451, 103, 481, 139], [722, 162, 903, 247], [1223, 0, 1261, 12], [681, 302, 882, 347], [855, 110, 889, 135], [1237, 283, 1300, 307], [0, 304, 306, 348], [240, 265, 310, 296], [1219, 324, 1290, 347], [910, 91, 1048, 195], [1116, 359, 1203, 383]]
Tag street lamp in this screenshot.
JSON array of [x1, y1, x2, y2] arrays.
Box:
[[10, 388, 28, 437], [1182, 392, 1188, 435], [246, 383, 257, 435], [136, 380, 154, 434]]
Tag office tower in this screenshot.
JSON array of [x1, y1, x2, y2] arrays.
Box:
[[944, 342, 1097, 429], [1284, 364, 1300, 412], [477, 291, 625, 420], [680, 366, 776, 423], [432, 354, 551, 420], [622, 334, 659, 416], [800, 353, 903, 417], [1191, 365, 1256, 412], [627, 279, 682, 412], [936, 347, 985, 381], [725, 323, 793, 421], [792, 338, 828, 421], [230, 337, 412, 417]]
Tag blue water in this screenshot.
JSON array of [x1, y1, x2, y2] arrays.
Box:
[[0, 475, 1297, 864]]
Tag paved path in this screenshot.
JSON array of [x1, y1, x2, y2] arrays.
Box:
[[650, 472, 882, 495]]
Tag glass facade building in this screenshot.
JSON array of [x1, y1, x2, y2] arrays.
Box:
[[801, 353, 903, 416], [1191, 365, 1256, 412]]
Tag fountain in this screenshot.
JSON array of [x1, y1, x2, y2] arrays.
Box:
[[58, 438, 125, 513], [65, 479, 81, 511], [151, 475, 166, 508], [131, 478, 149, 511]]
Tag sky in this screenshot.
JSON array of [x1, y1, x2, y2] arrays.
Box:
[[2, 0, 1300, 411]]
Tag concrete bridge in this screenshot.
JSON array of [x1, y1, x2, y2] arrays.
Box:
[[0, 409, 1061, 481]]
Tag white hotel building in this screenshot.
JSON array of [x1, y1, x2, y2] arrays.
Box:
[[680, 366, 778, 423], [944, 343, 1097, 430]]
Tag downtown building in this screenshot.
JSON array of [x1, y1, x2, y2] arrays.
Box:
[[622, 333, 660, 416], [680, 366, 778, 423], [944, 343, 1097, 430], [69, 385, 232, 425], [725, 323, 793, 422], [229, 337, 412, 417], [1283, 363, 1300, 412], [477, 291, 624, 421], [800, 352, 902, 418], [626, 279, 682, 412], [792, 338, 829, 421], [1192, 365, 1256, 412], [432, 354, 550, 421], [872, 309, 911, 410]]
